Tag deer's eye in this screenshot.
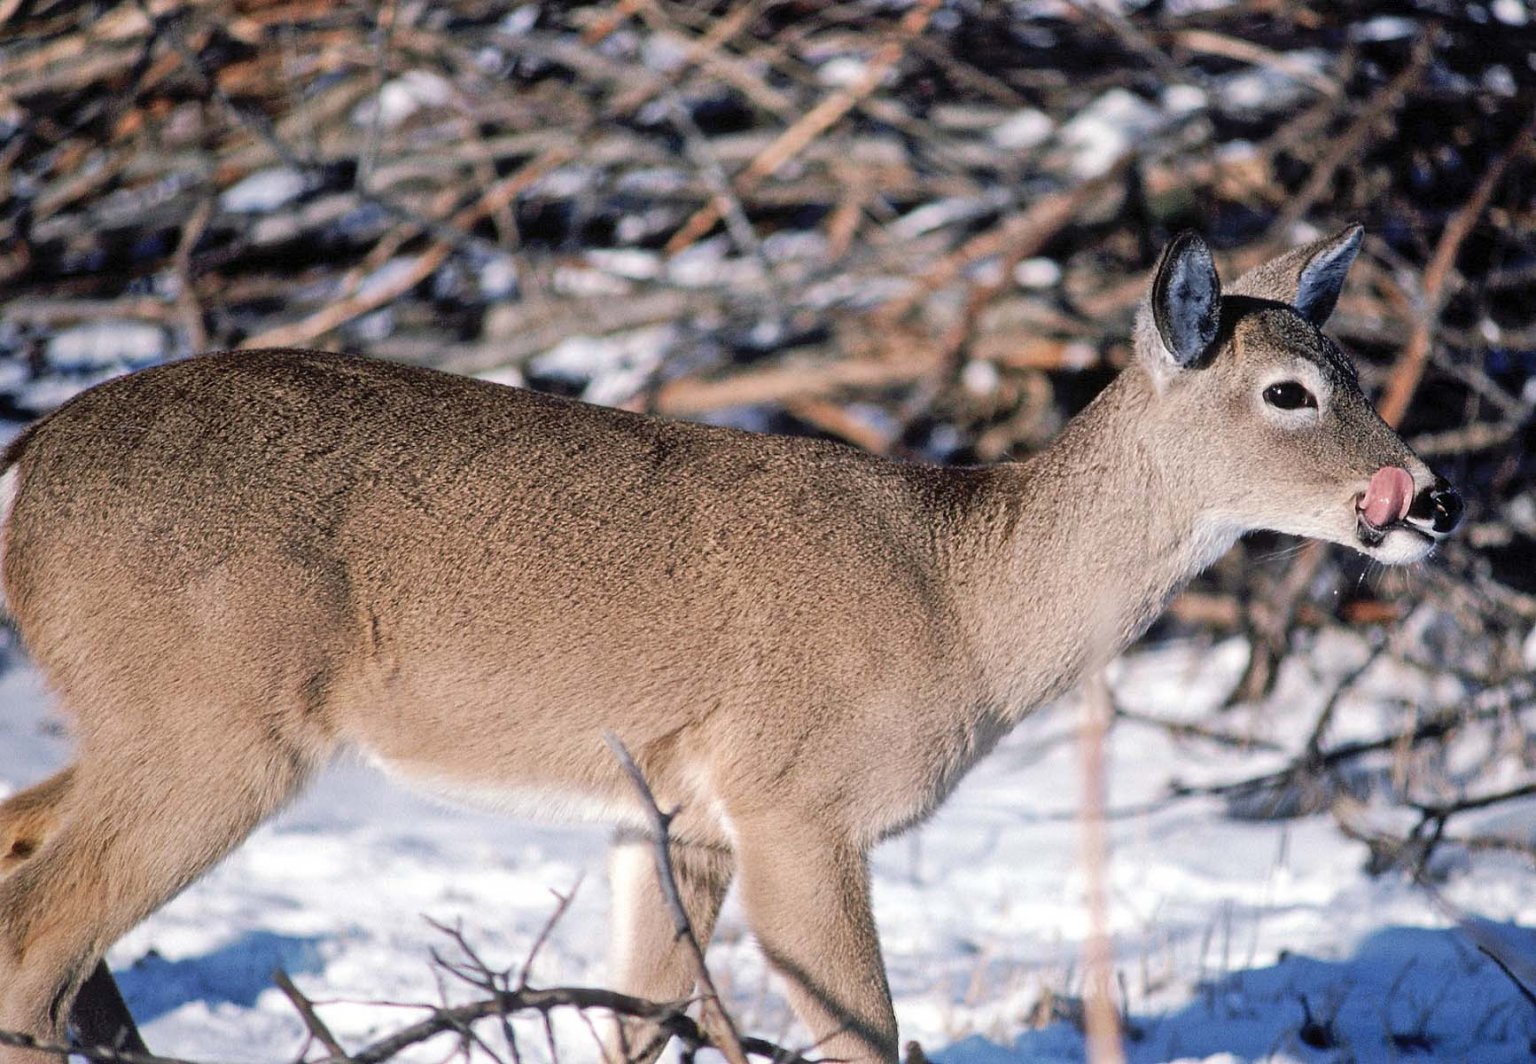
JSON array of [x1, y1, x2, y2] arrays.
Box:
[[1264, 381, 1316, 410]]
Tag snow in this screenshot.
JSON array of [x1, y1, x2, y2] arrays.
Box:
[[355, 257, 425, 302], [45, 320, 166, 371], [817, 57, 873, 90], [17, 366, 133, 412], [666, 238, 767, 289], [586, 249, 664, 283], [990, 110, 1054, 153], [351, 71, 454, 130], [1056, 90, 1174, 181], [1013, 258, 1062, 290], [641, 33, 690, 76], [894, 194, 1011, 240], [1348, 18, 1419, 43], [477, 254, 521, 300], [527, 326, 673, 407], [221, 169, 312, 214], [1484, 65, 1518, 98], [962, 360, 1001, 397], [1161, 85, 1207, 118], [1492, 0, 1530, 26], [498, 8, 538, 36], [1, 625, 1532, 1063], [553, 265, 633, 299], [1214, 53, 1329, 118]]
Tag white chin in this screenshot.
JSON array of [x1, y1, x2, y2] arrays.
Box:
[[1361, 527, 1437, 565]]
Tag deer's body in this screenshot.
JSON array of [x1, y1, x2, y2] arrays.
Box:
[[0, 228, 1462, 1063]]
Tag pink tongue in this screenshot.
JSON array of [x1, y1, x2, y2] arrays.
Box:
[[1360, 467, 1414, 527]]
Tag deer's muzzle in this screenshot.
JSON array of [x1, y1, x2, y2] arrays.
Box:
[[1406, 476, 1464, 537]]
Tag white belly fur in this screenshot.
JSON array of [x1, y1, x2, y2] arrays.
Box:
[[361, 750, 646, 830]]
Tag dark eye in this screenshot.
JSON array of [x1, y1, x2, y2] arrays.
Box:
[[1264, 381, 1316, 410]]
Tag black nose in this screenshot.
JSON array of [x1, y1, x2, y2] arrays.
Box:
[[1407, 476, 1463, 535]]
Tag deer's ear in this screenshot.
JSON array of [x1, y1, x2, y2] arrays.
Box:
[[1227, 224, 1363, 326], [1150, 231, 1222, 369]]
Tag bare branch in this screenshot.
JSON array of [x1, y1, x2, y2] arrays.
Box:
[[274, 969, 348, 1060], [604, 734, 752, 1064]]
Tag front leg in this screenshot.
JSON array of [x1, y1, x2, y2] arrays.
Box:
[[606, 831, 733, 1063], [734, 817, 897, 1064]]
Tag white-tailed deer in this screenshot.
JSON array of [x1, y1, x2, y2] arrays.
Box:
[[0, 227, 1461, 1063]]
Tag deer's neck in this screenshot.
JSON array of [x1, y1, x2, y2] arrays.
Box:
[[950, 369, 1238, 718]]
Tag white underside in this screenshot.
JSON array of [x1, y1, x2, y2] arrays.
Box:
[[1189, 515, 1244, 574], [361, 750, 646, 830], [604, 841, 651, 978], [0, 465, 18, 613]]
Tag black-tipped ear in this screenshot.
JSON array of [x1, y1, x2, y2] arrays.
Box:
[[1227, 224, 1363, 326], [1151, 231, 1221, 367]]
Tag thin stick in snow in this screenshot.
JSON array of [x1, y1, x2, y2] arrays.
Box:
[[273, 969, 347, 1060], [1078, 672, 1125, 1064]]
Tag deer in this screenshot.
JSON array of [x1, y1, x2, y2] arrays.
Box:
[[0, 225, 1463, 1064]]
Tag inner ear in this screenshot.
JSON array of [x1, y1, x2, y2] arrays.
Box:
[[1226, 224, 1364, 326], [1293, 224, 1362, 325], [1151, 232, 1222, 367]]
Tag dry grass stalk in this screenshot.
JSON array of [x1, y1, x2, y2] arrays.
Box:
[[1079, 673, 1126, 1064]]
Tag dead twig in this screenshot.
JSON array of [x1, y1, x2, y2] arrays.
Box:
[[1410, 781, 1536, 828], [274, 969, 348, 1060], [322, 985, 809, 1064], [1178, 676, 1536, 805], [517, 881, 582, 991], [240, 145, 574, 350], [1412, 873, 1536, 1011], [1113, 706, 1283, 752], [1476, 946, 1536, 1013], [0, 1026, 177, 1064], [665, 0, 942, 255], [1166, 29, 1342, 98], [1377, 106, 1536, 427], [1266, 35, 1431, 242], [604, 734, 751, 1064]]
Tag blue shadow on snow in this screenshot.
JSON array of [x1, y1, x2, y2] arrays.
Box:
[[115, 930, 325, 1024], [932, 923, 1536, 1063]]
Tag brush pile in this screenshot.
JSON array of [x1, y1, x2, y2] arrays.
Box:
[[2, 0, 1535, 864]]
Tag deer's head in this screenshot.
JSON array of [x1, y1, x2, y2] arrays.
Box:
[[1133, 225, 1462, 565]]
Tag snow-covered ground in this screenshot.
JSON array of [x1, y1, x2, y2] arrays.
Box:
[[1, 629, 1533, 1064]]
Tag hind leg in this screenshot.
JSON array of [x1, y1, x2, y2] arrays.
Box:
[[70, 961, 147, 1053], [0, 726, 312, 1063], [604, 831, 734, 1063], [0, 768, 73, 875], [1, 768, 147, 1052]]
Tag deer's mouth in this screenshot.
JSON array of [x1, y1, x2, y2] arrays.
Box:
[[1355, 511, 1431, 549], [1353, 468, 1463, 554]]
